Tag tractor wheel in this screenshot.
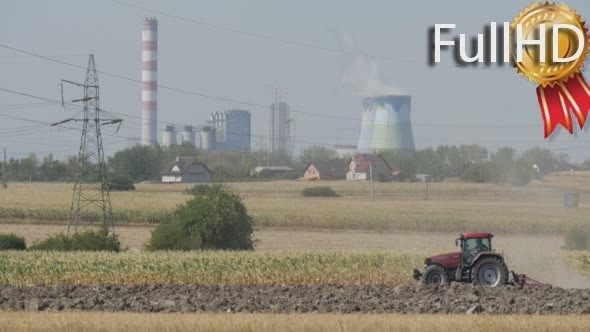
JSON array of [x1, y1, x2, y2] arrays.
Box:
[[421, 265, 450, 286], [472, 257, 509, 288]]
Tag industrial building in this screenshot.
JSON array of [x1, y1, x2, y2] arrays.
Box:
[[200, 126, 216, 151], [161, 125, 198, 148], [357, 95, 415, 153], [209, 110, 251, 152], [161, 125, 177, 148], [181, 126, 196, 146], [268, 102, 291, 156], [141, 17, 158, 147]]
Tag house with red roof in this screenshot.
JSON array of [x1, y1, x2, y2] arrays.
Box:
[[346, 153, 400, 182]]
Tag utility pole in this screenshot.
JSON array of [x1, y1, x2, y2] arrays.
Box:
[[369, 162, 374, 203], [2, 147, 7, 189], [53, 55, 122, 235]]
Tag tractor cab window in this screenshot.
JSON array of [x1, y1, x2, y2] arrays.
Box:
[[463, 239, 492, 252], [462, 238, 491, 253], [462, 237, 492, 265]]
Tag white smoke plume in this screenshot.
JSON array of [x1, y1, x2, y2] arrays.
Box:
[[342, 56, 406, 97]]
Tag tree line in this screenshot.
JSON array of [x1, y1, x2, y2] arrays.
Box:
[[0, 143, 583, 185]]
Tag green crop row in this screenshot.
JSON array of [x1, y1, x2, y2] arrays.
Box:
[[0, 207, 172, 224], [0, 251, 427, 286]]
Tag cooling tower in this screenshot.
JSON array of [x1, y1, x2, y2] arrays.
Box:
[[162, 125, 176, 148], [181, 126, 196, 146], [356, 98, 376, 153], [362, 96, 415, 152], [141, 17, 158, 147], [200, 126, 216, 151]]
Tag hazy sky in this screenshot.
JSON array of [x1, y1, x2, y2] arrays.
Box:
[[1, 0, 590, 161]]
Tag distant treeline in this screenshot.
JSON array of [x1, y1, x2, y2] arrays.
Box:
[[0, 143, 585, 185]]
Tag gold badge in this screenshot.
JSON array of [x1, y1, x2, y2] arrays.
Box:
[[512, 2, 590, 137]]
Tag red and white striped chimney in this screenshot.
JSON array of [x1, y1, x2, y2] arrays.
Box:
[[142, 17, 157, 147]]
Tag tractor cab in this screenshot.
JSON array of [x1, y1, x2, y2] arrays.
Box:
[[456, 233, 494, 266]]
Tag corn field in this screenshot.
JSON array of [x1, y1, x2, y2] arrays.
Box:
[[0, 251, 427, 286]]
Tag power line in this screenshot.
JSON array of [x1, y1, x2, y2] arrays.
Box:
[[0, 44, 539, 129], [0, 86, 546, 153], [6, 107, 590, 155], [0, 53, 88, 58], [112, 0, 513, 72], [0, 111, 547, 145], [0, 85, 587, 158]]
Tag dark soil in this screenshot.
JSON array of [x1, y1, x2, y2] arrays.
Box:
[[1, 284, 589, 314]]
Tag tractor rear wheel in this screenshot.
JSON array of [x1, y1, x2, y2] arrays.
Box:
[[472, 257, 509, 287], [421, 265, 449, 286]]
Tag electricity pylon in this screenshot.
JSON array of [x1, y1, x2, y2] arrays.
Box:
[[53, 55, 121, 234]]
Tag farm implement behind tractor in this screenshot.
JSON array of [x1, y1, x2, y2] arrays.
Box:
[[413, 233, 551, 288]]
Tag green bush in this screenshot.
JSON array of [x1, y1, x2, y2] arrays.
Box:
[[564, 225, 589, 250], [153, 184, 254, 250], [150, 184, 254, 251], [301, 186, 339, 197], [185, 184, 214, 196], [0, 234, 26, 251], [29, 230, 120, 252], [177, 184, 253, 250], [108, 176, 136, 191], [146, 220, 202, 251]]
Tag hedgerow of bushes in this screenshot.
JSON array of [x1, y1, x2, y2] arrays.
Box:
[[302, 186, 339, 197], [29, 230, 120, 252], [0, 234, 27, 251]]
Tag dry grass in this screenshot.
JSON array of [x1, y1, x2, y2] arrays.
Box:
[[566, 252, 590, 276], [1, 180, 590, 234], [0, 251, 426, 286], [0, 223, 153, 251], [543, 171, 590, 192], [0, 223, 564, 252], [1, 313, 589, 332]]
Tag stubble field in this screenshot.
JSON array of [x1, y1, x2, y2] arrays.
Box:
[[1, 172, 590, 234], [2, 312, 590, 332]]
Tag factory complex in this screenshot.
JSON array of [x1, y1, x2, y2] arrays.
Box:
[[140, 18, 415, 157]]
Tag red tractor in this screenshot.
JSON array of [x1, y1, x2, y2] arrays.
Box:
[[413, 233, 509, 287]]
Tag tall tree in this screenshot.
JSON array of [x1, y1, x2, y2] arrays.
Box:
[[108, 145, 162, 181], [301, 146, 338, 162]]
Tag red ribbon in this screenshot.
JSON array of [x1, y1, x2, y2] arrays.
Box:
[[536, 74, 590, 138]]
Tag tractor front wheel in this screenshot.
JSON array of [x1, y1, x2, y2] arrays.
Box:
[[421, 265, 450, 286], [472, 257, 509, 287]]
